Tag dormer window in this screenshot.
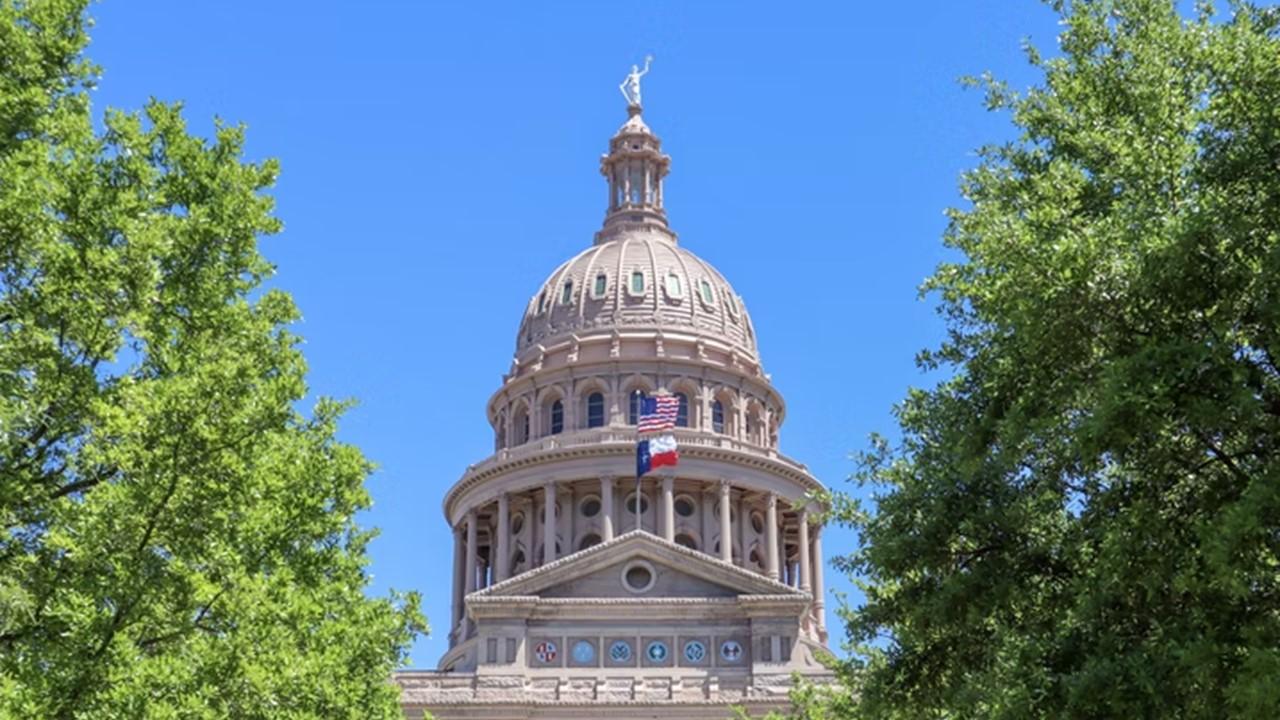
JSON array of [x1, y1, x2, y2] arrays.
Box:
[[629, 270, 645, 296], [698, 279, 715, 307], [592, 273, 607, 299], [725, 292, 739, 320], [561, 280, 573, 304], [664, 273, 683, 300], [537, 291, 547, 314]]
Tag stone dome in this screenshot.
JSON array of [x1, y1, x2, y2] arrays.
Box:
[[515, 234, 757, 359]]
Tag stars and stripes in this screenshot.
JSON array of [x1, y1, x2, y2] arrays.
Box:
[[636, 393, 679, 477], [637, 395, 680, 434]]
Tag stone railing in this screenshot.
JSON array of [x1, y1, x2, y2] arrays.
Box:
[[466, 427, 810, 478], [394, 669, 835, 706]]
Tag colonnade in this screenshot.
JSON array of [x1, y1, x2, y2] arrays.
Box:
[[448, 476, 827, 645]]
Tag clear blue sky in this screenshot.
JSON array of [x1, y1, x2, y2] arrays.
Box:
[[87, 0, 1062, 667]]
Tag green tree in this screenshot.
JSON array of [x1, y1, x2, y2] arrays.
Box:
[[0, 1, 425, 717], [821, 1, 1280, 717]]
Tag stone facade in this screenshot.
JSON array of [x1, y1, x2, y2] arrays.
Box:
[[395, 98, 831, 719]]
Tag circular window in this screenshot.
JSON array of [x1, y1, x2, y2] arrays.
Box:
[[683, 640, 707, 663], [751, 511, 764, 534], [510, 512, 524, 535], [625, 493, 650, 515], [674, 495, 696, 517], [580, 496, 601, 517], [646, 641, 669, 663], [609, 640, 633, 662], [621, 560, 656, 593], [572, 640, 595, 664], [720, 640, 744, 663]]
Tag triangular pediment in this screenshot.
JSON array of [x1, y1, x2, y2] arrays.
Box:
[[471, 531, 804, 600]]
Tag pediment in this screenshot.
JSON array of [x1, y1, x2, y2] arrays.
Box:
[[471, 531, 803, 600]]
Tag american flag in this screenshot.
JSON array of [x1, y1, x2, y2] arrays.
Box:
[[637, 395, 680, 434]]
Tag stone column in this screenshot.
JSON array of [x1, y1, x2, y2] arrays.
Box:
[[798, 508, 811, 592], [464, 510, 478, 594], [451, 525, 464, 632], [600, 476, 615, 542], [812, 524, 826, 636], [543, 482, 556, 565], [719, 480, 733, 563], [765, 493, 779, 581], [661, 475, 675, 543], [496, 493, 510, 583]]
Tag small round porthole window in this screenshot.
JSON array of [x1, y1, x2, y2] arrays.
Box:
[[621, 559, 656, 594], [674, 495, 696, 517]]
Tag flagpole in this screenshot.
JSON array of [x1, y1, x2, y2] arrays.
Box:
[[636, 388, 674, 536]]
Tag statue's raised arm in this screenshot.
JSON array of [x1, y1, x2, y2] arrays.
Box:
[[619, 55, 654, 108]]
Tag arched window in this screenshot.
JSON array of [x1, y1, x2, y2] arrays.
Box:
[[674, 533, 698, 551], [549, 399, 564, 435], [665, 273, 683, 298], [578, 533, 602, 552], [514, 407, 530, 444], [537, 291, 547, 314], [712, 400, 725, 434], [628, 389, 647, 425], [587, 392, 605, 428], [561, 280, 573, 304], [745, 413, 756, 442], [495, 412, 506, 449], [675, 392, 689, 428]]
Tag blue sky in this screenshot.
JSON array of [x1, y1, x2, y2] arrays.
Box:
[[87, 0, 1062, 667]]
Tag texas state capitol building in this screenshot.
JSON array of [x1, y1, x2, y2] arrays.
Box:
[[396, 76, 833, 719]]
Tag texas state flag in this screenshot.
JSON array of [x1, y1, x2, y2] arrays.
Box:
[[636, 434, 678, 477]]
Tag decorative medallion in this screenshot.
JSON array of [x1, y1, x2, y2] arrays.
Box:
[[571, 640, 595, 665], [609, 640, 633, 662], [683, 640, 707, 663], [719, 639, 743, 663], [534, 640, 558, 663], [646, 640, 669, 663]]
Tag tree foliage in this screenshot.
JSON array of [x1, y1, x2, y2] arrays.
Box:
[[0, 1, 425, 717], [820, 1, 1280, 717]]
